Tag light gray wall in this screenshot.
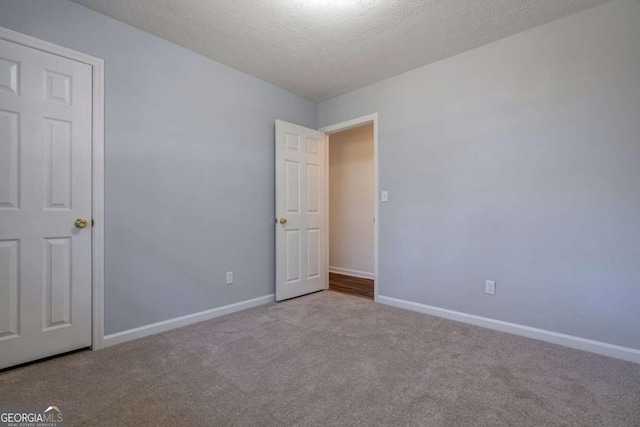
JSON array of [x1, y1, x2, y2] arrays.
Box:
[[319, 0, 640, 350], [0, 0, 317, 334]]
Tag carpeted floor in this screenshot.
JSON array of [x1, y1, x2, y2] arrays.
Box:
[[1, 291, 639, 426]]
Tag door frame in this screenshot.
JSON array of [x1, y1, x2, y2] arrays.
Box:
[[0, 27, 106, 350], [320, 113, 379, 302]]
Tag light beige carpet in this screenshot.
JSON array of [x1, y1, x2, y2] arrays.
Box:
[[1, 291, 639, 426]]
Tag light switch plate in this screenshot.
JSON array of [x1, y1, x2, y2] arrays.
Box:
[[226, 271, 233, 285], [485, 280, 495, 295], [381, 191, 388, 202]]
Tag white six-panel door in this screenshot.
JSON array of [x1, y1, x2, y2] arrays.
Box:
[[0, 38, 93, 369], [275, 120, 326, 301]]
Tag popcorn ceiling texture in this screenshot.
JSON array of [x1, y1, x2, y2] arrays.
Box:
[[71, 0, 609, 101]]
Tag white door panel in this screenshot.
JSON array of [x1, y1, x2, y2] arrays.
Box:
[[0, 38, 92, 369], [276, 121, 326, 301]]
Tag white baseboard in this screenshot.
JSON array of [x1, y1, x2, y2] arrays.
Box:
[[102, 294, 275, 348], [329, 266, 375, 280], [378, 295, 640, 364]]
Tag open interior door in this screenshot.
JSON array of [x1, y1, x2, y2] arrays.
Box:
[[275, 120, 326, 301]]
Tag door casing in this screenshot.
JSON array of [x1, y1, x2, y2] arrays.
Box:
[[0, 27, 106, 350], [320, 114, 379, 302]]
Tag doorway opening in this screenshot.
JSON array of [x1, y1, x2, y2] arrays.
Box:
[[274, 114, 378, 302], [324, 120, 376, 300]]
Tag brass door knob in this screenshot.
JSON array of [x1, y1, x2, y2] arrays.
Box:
[[75, 218, 88, 229], [279, 218, 287, 225]]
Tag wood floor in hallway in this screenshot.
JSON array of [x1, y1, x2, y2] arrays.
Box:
[[328, 272, 374, 300]]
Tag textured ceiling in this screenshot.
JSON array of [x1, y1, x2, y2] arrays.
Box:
[[72, 0, 610, 101]]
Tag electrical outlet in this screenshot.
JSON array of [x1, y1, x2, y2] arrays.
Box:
[[226, 271, 233, 285], [485, 280, 495, 295]]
